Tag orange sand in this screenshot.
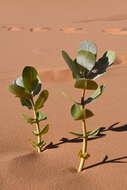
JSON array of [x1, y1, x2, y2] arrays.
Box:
[[0, 0, 127, 189]]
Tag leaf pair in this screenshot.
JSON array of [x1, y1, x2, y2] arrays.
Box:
[[9, 81, 31, 99], [32, 140, 46, 149], [9, 67, 42, 111], [9, 66, 49, 111], [62, 40, 116, 80], [74, 79, 105, 106], [74, 78, 98, 90], [62, 51, 87, 79], [32, 124, 49, 136], [70, 128, 101, 138], [22, 111, 47, 124], [71, 104, 94, 120]]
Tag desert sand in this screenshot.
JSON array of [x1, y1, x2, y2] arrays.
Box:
[[0, 0, 127, 189]]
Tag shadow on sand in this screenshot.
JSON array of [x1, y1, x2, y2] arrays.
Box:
[[100, 122, 127, 132], [45, 133, 105, 150], [44, 122, 127, 170], [45, 122, 127, 151], [84, 154, 127, 170]]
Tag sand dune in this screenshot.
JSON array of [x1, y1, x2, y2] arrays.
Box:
[[1, 0, 127, 189]]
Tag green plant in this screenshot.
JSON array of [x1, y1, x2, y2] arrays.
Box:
[[9, 66, 49, 153], [62, 40, 116, 172]]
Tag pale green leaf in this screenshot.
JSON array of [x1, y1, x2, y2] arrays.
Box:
[[77, 50, 96, 71], [79, 40, 97, 55], [106, 50, 116, 66]]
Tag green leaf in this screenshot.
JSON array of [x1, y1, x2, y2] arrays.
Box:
[[75, 79, 98, 90], [32, 141, 38, 148], [71, 104, 85, 120], [70, 128, 100, 138], [32, 140, 46, 148], [32, 124, 49, 136], [62, 50, 76, 74], [62, 50, 81, 78], [9, 83, 31, 99], [87, 128, 100, 137], [106, 50, 116, 66], [38, 141, 46, 148], [70, 131, 84, 137], [20, 98, 32, 109], [73, 59, 88, 78], [22, 114, 36, 124], [77, 50, 96, 71], [86, 109, 94, 119], [32, 78, 42, 96], [40, 124, 49, 135], [84, 85, 105, 105], [22, 66, 38, 92], [34, 90, 49, 110], [36, 111, 47, 121], [79, 40, 97, 56], [71, 104, 94, 120], [91, 85, 105, 99]]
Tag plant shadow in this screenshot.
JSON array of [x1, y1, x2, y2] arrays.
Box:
[[44, 122, 127, 151], [100, 122, 127, 132], [83, 122, 127, 170], [84, 154, 127, 170], [45, 131, 106, 151]]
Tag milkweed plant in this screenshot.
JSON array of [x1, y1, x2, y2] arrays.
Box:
[[9, 66, 49, 153], [62, 40, 116, 172]]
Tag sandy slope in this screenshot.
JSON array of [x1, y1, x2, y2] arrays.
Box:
[[0, 0, 127, 189]]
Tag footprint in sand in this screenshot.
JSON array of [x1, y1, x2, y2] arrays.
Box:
[[1, 26, 25, 32], [8, 26, 25, 32], [60, 27, 84, 33], [0, 25, 51, 32], [103, 28, 127, 35], [29, 27, 51, 32]]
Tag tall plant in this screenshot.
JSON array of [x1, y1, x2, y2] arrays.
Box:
[[62, 40, 116, 172], [9, 66, 49, 153]]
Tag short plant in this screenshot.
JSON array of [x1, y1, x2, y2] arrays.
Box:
[[62, 40, 116, 172], [9, 66, 49, 153]]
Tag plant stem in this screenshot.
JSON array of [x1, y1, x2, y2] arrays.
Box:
[[31, 98, 41, 153], [78, 119, 87, 172], [78, 83, 88, 172]]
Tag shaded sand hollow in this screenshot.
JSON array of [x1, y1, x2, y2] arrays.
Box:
[[1, 0, 127, 190]]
